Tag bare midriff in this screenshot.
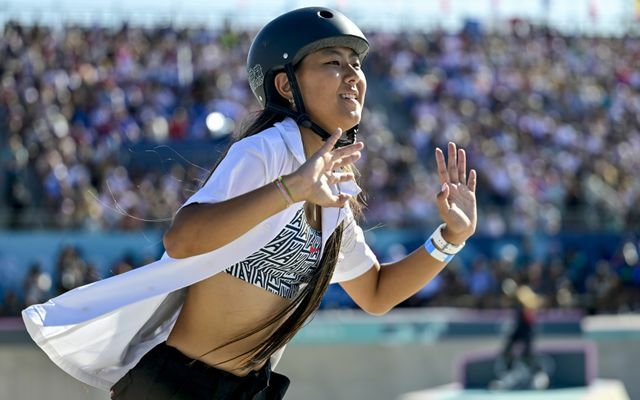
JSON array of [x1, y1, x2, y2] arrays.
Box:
[[166, 202, 322, 377], [166, 272, 293, 376]]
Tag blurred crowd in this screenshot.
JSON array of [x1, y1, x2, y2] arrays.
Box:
[[2, 21, 639, 232], [1, 21, 640, 315], [1, 22, 253, 230], [360, 22, 640, 233]]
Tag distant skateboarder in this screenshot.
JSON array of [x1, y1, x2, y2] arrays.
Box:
[[491, 280, 549, 390]]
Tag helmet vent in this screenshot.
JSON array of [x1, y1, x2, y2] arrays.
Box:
[[317, 10, 334, 19]]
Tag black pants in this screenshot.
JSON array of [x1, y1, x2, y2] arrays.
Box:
[[110, 342, 290, 400]]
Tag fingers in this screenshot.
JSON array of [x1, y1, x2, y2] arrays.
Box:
[[458, 148, 466, 184], [330, 141, 363, 169], [327, 171, 355, 185], [435, 148, 449, 185], [333, 151, 362, 169], [331, 141, 364, 159], [316, 129, 363, 170], [468, 169, 477, 193], [436, 143, 469, 186], [447, 142, 459, 184], [319, 128, 343, 153], [436, 183, 451, 217], [321, 193, 351, 208]]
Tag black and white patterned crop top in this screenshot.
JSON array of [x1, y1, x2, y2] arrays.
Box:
[[225, 207, 322, 299]]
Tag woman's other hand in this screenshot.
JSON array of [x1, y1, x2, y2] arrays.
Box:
[[284, 128, 363, 207], [435, 142, 477, 245]]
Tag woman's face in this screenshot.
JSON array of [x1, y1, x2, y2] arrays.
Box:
[[294, 46, 366, 132]]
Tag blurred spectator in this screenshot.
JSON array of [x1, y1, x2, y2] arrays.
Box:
[[1, 290, 22, 316], [55, 246, 90, 294], [23, 262, 52, 306], [466, 258, 498, 307]]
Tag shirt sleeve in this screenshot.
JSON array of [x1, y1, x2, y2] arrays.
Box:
[[177, 136, 274, 210], [330, 206, 378, 284]]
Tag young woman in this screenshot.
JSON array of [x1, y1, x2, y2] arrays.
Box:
[[22, 7, 477, 400]]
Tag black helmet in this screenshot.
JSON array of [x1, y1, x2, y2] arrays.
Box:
[[247, 7, 369, 146]]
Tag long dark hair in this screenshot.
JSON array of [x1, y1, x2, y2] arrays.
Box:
[[194, 95, 364, 370]]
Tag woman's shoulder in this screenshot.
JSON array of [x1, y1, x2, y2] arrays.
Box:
[[231, 125, 288, 159], [226, 122, 299, 177]]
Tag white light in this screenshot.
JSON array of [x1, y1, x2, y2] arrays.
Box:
[[206, 112, 225, 133], [151, 117, 169, 141], [623, 242, 639, 266], [206, 112, 235, 137], [37, 274, 52, 291], [499, 243, 518, 263]]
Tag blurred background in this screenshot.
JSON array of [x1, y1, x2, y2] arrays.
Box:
[[1, 0, 639, 399]]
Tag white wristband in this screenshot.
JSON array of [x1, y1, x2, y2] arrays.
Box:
[[423, 224, 465, 263], [431, 223, 465, 254], [424, 238, 455, 263]]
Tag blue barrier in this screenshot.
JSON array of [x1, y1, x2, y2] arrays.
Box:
[[0, 229, 635, 301], [0, 230, 164, 297]]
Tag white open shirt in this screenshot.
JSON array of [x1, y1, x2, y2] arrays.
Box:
[[21, 117, 378, 391]]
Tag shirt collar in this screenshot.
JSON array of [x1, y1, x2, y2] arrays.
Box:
[[274, 117, 306, 166], [273, 117, 363, 199]]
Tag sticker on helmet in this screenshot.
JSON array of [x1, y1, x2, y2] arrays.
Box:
[[248, 64, 264, 92]]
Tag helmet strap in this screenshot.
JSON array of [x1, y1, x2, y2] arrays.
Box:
[[265, 63, 357, 148], [284, 64, 307, 116]]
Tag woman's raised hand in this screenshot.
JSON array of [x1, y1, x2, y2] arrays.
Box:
[[284, 128, 363, 207], [435, 142, 477, 244]]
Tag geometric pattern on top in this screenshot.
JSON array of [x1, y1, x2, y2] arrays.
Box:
[[225, 207, 322, 299]]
